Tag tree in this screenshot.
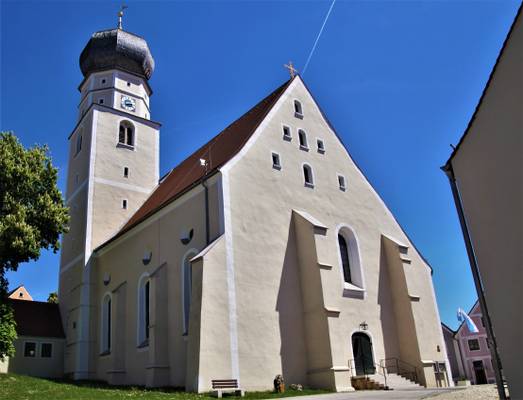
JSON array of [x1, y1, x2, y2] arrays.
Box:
[[0, 132, 69, 359], [47, 292, 58, 304]]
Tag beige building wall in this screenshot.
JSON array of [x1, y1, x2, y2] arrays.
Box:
[[7, 336, 65, 378], [448, 10, 522, 399]]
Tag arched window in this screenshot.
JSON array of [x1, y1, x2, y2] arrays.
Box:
[[303, 164, 314, 188], [337, 225, 365, 294], [101, 294, 111, 354], [137, 274, 150, 346], [294, 100, 303, 115], [338, 234, 352, 283], [298, 129, 308, 150], [119, 121, 134, 147], [182, 250, 198, 335]]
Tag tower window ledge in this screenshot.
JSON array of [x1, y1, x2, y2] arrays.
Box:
[[117, 143, 135, 151], [343, 282, 365, 299], [294, 112, 304, 119]]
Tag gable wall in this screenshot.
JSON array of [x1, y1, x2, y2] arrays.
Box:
[[221, 78, 447, 389]]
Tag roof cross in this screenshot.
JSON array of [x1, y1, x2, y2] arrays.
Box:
[[117, 5, 128, 30], [284, 61, 298, 78]]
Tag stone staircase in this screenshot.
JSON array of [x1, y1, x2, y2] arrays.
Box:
[[370, 372, 423, 390], [351, 376, 389, 390]]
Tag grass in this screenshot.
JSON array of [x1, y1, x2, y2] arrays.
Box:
[[0, 373, 332, 400]]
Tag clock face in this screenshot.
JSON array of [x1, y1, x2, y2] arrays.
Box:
[[121, 96, 136, 111]]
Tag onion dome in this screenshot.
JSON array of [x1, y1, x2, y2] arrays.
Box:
[[79, 29, 155, 80]]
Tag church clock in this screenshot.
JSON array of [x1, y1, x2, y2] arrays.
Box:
[[121, 96, 136, 111]]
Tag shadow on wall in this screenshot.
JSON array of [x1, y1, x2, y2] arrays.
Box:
[[276, 220, 308, 386], [377, 242, 401, 362]]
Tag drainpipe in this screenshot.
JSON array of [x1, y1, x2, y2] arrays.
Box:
[[202, 179, 210, 246], [442, 164, 506, 400]]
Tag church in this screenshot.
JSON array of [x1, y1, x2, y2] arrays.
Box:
[[57, 18, 451, 392]]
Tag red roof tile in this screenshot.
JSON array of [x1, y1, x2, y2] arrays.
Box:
[[99, 78, 293, 249], [8, 299, 65, 338]]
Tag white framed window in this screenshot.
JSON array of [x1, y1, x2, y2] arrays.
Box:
[[137, 274, 151, 347], [294, 100, 303, 118], [336, 225, 365, 297], [118, 121, 135, 148], [303, 163, 314, 188], [23, 342, 36, 357], [182, 250, 198, 335], [41, 342, 53, 358], [272, 152, 281, 170], [298, 129, 308, 150], [100, 294, 112, 354], [123, 167, 129, 178], [282, 125, 292, 141], [122, 199, 128, 209], [468, 339, 480, 351], [317, 139, 325, 153], [338, 174, 346, 191]]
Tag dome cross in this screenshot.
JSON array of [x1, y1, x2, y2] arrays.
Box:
[[117, 5, 128, 30]]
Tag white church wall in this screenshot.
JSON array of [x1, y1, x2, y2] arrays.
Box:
[[219, 77, 448, 391], [92, 174, 223, 387]]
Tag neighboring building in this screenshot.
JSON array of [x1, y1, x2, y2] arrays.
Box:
[[441, 323, 462, 382], [8, 285, 33, 301], [442, 301, 496, 385], [443, 5, 522, 399], [0, 299, 65, 378], [56, 20, 451, 392]]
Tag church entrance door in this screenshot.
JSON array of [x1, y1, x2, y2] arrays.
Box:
[[352, 332, 375, 376]]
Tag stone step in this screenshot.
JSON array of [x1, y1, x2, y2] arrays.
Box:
[[368, 373, 422, 390]]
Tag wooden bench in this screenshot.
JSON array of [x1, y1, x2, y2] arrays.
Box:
[[211, 379, 245, 398]]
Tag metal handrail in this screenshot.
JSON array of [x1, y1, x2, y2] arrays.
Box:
[[349, 356, 388, 388], [380, 357, 419, 384]]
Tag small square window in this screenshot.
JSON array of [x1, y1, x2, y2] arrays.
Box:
[[24, 342, 36, 357], [338, 175, 346, 191], [468, 339, 480, 351], [317, 139, 325, 153], [123, 167, 129, 178], [99, 99, 104, 105], [41, 343, 53, 358], [101, 79, 106, 84], [127, 82, 131, 87], [122, 199, 128, 209], [272, 152, 281, 170], [282, 126, 292, 141]]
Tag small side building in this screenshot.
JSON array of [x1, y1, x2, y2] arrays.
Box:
[[441, 301, 496, 385], [1, 299, 65, 378]]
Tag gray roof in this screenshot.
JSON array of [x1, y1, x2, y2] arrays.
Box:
[[80, 28, 155, 80]]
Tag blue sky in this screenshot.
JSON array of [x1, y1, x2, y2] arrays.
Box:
[[1, 0, 520, 329]]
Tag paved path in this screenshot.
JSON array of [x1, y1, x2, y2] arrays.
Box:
[[280, 388, 465, 400]]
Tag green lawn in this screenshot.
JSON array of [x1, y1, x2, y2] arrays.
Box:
[[0, 373, 331, 400]]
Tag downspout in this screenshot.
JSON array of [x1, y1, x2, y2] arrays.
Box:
[[442, 163, 506, 399], [202, 179, 210, 246]]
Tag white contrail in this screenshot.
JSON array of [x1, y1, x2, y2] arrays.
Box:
[[302, 0, 337, 76]]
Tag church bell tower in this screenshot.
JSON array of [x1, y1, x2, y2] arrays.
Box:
[[58, 13, 160, 378]]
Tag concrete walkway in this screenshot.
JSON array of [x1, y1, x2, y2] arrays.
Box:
[[278, 388, 465, 400]]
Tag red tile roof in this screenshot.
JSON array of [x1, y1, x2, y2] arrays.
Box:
[[98, 77, 293, 250], [8, 299, 65, 338]]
